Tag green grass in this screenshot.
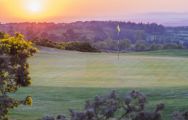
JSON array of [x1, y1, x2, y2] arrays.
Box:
[[9, 48, 188, 120], [129, 49, 188, 57]]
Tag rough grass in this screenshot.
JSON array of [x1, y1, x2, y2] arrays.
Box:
[[9, 48, 188, 120]]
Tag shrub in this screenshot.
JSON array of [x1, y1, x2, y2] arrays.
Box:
[[149, 44, 163, 51], [172, 111, 188, 120], [33, 38, 99, 52], [119, 39, 131, 51], [163, 43, 183, 49], [42, 90, 165, 120], [135, 41, 148, 51], [64, 42, 99, 52], [0, 33, 37, 120]]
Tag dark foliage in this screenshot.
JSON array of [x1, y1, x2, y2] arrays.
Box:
[[64, 42, 99, 52], [33, 39, 99, 52], [172, 111, 188, 120], [42, 90, 165, 120]]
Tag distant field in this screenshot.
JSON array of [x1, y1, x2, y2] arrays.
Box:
[[10, 48, 188, 120]]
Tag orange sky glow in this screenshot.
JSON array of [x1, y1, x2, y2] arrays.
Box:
[[0, 0, 188, 23]]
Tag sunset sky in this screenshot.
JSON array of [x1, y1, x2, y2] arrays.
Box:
[[0, 0, 188, 24]]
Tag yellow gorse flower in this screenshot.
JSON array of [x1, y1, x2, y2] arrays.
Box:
[[25, 96, 33, 106]]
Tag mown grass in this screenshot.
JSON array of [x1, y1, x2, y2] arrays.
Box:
[[9, 48, 188, 120], [129, 49, 188, 57]]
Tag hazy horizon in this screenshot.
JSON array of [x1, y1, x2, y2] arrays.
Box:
[[1, 0, 188, 26]]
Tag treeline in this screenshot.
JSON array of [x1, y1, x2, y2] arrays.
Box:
[[0, 21, 188, 52], [0, 21, 165, 41], [33, 39, 99, 52], [35, 38, 185, 53], [93, 39, 184, 52]]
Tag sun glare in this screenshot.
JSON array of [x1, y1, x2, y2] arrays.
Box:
[[25, 1, 42, 13], [0, 0, 70, 22]]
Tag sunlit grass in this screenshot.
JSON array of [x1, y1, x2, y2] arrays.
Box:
[[10, 48, 188, 120]]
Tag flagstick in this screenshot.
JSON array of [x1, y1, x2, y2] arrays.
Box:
[[116, 24, 121, 60], [117, 32, 120, 60]]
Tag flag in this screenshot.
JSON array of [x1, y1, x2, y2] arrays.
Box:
[[116, 24, 121, 33]]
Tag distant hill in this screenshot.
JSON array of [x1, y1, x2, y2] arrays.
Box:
[[0, 21, 165, 41]]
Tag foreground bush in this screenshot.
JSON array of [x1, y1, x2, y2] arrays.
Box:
[[0, 33, 37, 120], [172, 111, 188, 120], [42, 90, 165, 120]]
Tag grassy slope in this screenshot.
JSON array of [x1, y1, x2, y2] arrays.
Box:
[[10, 48, 188, 120]]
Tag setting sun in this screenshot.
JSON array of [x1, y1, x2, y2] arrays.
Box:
[[0, 0, 70, 22], [25, 0, 42, 13]]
